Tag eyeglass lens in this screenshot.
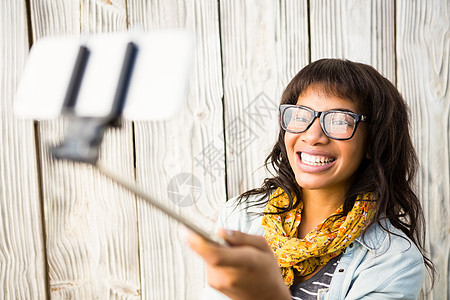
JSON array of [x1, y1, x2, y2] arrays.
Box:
[[282, 106, 356, 139]]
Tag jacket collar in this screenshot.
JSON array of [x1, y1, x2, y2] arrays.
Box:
[[355, 219, 390, 252]]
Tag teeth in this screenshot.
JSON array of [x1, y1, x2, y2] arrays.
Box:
[[300, 153, 335, 166]]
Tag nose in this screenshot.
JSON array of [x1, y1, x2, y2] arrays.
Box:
[[300, 118, 329, 145]]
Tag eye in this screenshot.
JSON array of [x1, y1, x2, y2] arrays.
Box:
[[324, 112, 356, 134], [331, 119, 350, 126], [291, 109, 310, 123], [329, 112, 354, 126], [293, 115, 309, 123]]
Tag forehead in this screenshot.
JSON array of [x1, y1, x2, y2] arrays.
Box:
[[296, 84, 360, 113]]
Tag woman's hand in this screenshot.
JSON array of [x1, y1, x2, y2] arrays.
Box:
[[186, 228, 291, 300]]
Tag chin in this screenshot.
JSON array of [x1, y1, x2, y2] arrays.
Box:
[[294, 175, 328, 190]]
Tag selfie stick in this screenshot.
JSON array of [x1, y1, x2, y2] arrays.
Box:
[[51, 44, 228, 247]]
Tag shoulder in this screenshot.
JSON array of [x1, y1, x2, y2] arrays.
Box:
[[336, 220, 426, 299], [357, 219, 424, 263], [215, 194, 267, 236]]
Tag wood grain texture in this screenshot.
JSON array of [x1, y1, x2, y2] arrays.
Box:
[[80, 0, 128, 33], [3, 0, 448, 299], [30, 0, 140, 298], [0, 1, 47, 298], [396, 0, 449, 298], [29, 0, 80, 38], [127, 0, 225, 299], [310, 0, 395, 81], [220, 0, 309, 196]]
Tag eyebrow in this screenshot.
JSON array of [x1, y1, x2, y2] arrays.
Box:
[[299, 105, 356, 113], [330, 108, 355, 113]]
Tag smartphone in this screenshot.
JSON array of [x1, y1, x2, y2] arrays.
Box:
[[15, 30, 195, 121]]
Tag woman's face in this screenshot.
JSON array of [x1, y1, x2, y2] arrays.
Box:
[[284, 84, 368, 194]]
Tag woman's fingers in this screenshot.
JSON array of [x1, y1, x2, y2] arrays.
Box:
[[186, 229, 245, 267], [187, 227, 273, 267], [216, 228, 272, 251], [185, 227, 224, 264]]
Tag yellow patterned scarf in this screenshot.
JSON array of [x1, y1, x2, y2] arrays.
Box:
[[261, 187, 376, 287]]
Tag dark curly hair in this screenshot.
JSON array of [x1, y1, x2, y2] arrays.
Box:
[[238, 58, 435, 281]]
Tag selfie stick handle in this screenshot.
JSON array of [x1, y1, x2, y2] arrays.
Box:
[[95, 161, 228, 247]]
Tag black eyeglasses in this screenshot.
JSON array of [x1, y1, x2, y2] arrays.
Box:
[[279, 104, 367, 140]]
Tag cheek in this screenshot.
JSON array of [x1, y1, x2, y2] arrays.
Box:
[[344, 143, 367, 170], [284, 132, 296, 147], [284, 132, 297, 156], [347, 129, 368, 162], [357, 128, 369, 157], [284, 132, 296, 163]]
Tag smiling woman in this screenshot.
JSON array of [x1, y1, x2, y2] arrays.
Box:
[[284, 85, 368, 195], [187, 59, 436, 300]]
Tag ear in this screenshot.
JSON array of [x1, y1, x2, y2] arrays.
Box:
[[365, 149, 372, 159]]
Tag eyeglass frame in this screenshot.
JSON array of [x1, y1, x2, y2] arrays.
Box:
[[279, 104, 368, 140]]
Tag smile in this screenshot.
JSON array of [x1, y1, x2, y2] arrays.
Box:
[[299, 152, 336, 166]]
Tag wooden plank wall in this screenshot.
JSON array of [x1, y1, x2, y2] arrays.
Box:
[[0, 1, 47, 298], [0, 0, 448, 299], [397, 0, 449, 297], [29, 1, 140, 299], [127, 1, 225, 299]]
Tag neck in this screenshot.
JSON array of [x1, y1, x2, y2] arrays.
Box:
[[302, 188, 345, 215], [297, 188, 346, 238]]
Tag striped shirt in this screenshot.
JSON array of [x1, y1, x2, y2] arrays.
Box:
[[289, 255, 341, 300]]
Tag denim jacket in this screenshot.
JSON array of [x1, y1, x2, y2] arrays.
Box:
[[203, 196, 426, 300]]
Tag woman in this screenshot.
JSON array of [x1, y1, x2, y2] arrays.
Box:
[[187, 59, 434, 299]]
